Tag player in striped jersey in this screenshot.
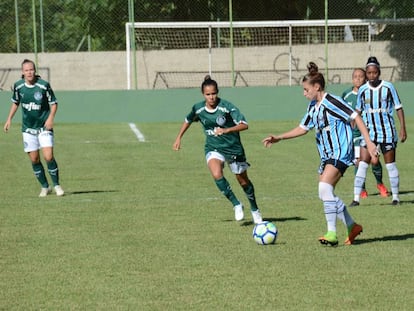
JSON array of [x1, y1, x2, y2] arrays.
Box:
[[173, 75, 263, 224], [342, 68, 388, 200], [262, 62, 378, 246], [352, 57, 407, 206]]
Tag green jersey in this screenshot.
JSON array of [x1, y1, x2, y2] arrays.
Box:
[[185, 98, 247, 161], [342, 87, 361, 138], [11, 77, 57, 132]]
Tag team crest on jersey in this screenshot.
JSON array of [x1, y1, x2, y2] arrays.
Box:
[[216, 115, 226, 126], [34, 91, 43, 101]]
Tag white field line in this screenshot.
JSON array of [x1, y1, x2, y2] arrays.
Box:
[[128, 123, 146, 142]]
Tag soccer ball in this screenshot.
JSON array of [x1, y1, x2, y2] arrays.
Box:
[[252, 221, 278, 245]]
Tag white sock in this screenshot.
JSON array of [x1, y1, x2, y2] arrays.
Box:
[[386, 162, 399, 201], [354, 161, 369, 201]]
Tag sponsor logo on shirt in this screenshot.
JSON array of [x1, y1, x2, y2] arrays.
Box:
[[22, 102, 42, 111]]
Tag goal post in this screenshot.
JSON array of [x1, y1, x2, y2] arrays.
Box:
[[126, 19, 414, 89]]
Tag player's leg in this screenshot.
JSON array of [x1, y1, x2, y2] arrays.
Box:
[[371, 160, 389, 197], [234, 168, 263, 224], [23, 132, 50, 197], [206, 152, 242, 220], [319, 161, 362, 245], [351, 144, 371, 206], [39, 130, 64, 196], [317, 162, 343, 246], [382, 145, 399, 205], [354, 138, 367, 198]]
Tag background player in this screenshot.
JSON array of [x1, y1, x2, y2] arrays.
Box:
[[342, 68, 388, 201], [352, 56, 407, 206], [3, 59, 64, 197]]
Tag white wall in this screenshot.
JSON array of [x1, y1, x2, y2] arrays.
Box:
[[0, 41, 397, 91]]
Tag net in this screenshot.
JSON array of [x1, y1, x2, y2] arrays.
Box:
[[126, 19, 414, 89]]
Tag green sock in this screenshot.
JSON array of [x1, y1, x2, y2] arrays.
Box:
[[47, 159, 60, 186], [215, 177, 240, 206], [242, 182, 258, 211], [372, 162, 383, 184], [32, 162, 49, 188]]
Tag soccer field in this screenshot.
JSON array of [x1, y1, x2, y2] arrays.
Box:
[[1, 120, 413, 310]]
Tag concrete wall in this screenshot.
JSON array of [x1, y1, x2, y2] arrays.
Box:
[[0, 41, 400, 91]]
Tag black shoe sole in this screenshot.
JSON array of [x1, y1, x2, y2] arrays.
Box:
[[319, 239, 339, 247]]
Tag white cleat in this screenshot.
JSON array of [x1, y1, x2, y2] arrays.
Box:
[[39, 187, 52, 197], [54, 185, 65, 196], [251, 209, 263, 224], [234, 204, 244, 221]]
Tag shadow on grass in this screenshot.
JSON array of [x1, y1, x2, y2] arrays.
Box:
[[376, 199, 414, 206], [354, 233, 414, 245], [67, 190, 119, 195], [239, 216, 307, 226]]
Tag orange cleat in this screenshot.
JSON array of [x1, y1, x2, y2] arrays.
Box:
[[377, 184, 389, 198], [345, 223, 363, 245], [360, 190, 368, 199]]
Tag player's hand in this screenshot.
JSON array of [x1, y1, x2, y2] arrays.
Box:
[[262, 135, 280, 147], [367, 141, 379, 164], [214, 127, 226, 136], [399, 128, 407, 143], [172, 139, 181, 151], [3, 121, 11, 133]]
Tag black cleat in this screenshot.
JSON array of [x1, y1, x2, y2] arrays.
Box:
[[392, 200, 400, 206], [349, 200, 360, 207]]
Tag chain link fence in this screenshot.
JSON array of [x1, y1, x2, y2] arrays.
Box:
[[0, 1, 413, 90], [1, 1, 413, 53]]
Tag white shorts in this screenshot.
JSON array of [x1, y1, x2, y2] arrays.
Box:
[[205, 151, 250, 174], [23, 130, 54, 152]]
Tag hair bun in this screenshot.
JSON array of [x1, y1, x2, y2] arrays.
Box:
[[366, 56, 380, 68], [307, 62, 319, 74], [204, 75, 212, 81]]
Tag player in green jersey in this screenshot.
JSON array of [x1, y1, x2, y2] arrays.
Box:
[[3, 59, 64, 197], [342, 68, 388, 203], [173, 75, 263, 224]]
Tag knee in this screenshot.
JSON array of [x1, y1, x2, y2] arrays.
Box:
[[319, 182, 334, 201]]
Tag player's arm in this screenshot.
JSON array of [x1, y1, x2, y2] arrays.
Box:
[[214, 122, 248, 136], [3, 102, 19, 133], [396, 108, 407, 143], [44, 103, 57, 130], [262, 126, 308, 148], [173, 121, 191, 151]]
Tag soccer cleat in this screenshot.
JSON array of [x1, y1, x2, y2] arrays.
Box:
[[377, 184, 389, 197], [360, 190, 368, 199], [39, 187, 52, 197], [345, 223, 363, 245], [251, 209, 263, 224], [234, 204, 244, 221], [54, 185, 65, 197], [349, 200, 360, 207], [318, 231, 338, 246], [392, 199, 400, 206]]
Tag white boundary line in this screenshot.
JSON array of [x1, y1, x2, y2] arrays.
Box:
[[128, 123, 146, 142]]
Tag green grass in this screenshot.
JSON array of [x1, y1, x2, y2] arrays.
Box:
[[1, 120, 413, 310]]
